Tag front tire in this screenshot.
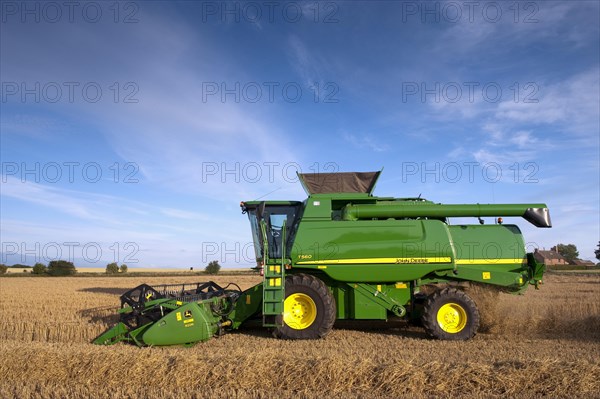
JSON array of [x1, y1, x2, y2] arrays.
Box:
[[274, 274, 336, 339], [422, 288, 480, 340]]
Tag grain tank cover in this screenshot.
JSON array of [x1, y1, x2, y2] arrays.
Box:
[[298, 171, 381, 195]]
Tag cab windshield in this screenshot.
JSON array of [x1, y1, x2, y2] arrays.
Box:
[[245, 203, 302, 262]]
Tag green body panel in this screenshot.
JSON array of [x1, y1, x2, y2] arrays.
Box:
[[299, 279, 412, 321], [331, 283, 350, 319], [449, 224, 526, 262], [351, 283, 408, 318], [292, 219, 455, 282], [92, 322, 130, 345], [352, 287, 387, 319], [527, 253, 546, 282], [299, 263, 448, 282], [128, 323, 154, 346], [229, 284, 264, 329], [439, 265, 525, 287], [142, 302, 220, 346]]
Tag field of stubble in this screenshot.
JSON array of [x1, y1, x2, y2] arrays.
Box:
[[0, 273, 599, 399]]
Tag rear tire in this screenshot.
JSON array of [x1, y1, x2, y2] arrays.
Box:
[[274, 274, 336, 339], [422, 288, 480, 340]]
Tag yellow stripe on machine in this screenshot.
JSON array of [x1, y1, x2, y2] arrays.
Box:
[[455, 258, 526, 265], [297, 257, 525, 267], [297, 257, 452, 265]]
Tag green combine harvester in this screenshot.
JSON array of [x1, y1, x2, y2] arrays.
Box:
[[94, 171, 551, 346]]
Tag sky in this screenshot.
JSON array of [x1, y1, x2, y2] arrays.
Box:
[[1, 0, 599, 268]]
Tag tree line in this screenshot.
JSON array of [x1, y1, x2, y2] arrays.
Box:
[[0, 260, 78, 276], [1, 260, 223, 275]]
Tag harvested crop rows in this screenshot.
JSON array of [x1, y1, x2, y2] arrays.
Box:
[[1, 273, 599, 398]]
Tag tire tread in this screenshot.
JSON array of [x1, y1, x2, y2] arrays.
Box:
[[422, 287, 480, 340], [274, 273, 336, 340]]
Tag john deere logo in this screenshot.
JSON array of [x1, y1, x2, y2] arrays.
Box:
[[184, 310, 192, 318]]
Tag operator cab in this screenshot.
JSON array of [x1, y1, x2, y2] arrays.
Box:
[[241, 201, 303, 264]]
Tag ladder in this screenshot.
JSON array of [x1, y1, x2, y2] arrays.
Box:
[[261, 220, 286, 327]]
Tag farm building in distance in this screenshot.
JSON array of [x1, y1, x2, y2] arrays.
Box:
[[534, 248, 596, 267], [534, 249, 569, 266], [571, 259, 596, 267]]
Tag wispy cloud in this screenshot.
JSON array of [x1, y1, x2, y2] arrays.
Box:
[[442, 67, 598, 167], [495, 68, 600, 137], [2, 176, 103, 220], [343, 132, 390, 152], [435, 2, 599, 55], [286, 34, 331, 87]]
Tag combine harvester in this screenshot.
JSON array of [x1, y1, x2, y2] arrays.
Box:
[[94, 171, 551, 346]]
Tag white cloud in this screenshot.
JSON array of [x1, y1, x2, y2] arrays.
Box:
[[459, 68, 598, 168], [343, 132, 390, 152], [286, 35, 332, 88], [2, 176, 100, 220], [495, 68, 600, 137], [435, 2, 599, 55]]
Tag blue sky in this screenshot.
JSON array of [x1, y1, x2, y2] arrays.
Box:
[[1, 1, 599, 268]]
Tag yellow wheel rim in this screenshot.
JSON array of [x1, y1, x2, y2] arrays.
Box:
[[437, 303, 468, 333], [283, 293, 317, 330]]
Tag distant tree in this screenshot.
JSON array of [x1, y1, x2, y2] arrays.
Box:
[[205, 260, 221, 275], [10, 263, 30, 269], [119, 264, 128, 273], [47, 260, 77, 276], [0, 264, 7, 274], [32, 263, 47, 275], [105, 262, 119, 274], [595, 241, 600, 262], [553, 244, 579, 264]]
